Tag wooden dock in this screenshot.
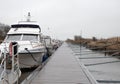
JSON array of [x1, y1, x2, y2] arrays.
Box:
[[21, 42, 98, 84]]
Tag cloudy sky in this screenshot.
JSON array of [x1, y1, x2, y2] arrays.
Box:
[[0, 0, 120, 40]]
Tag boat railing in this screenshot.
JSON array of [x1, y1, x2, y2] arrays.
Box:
[[0, 47, 7, 80], [11, 43, 19, 72], [0, 42, 21, 83]]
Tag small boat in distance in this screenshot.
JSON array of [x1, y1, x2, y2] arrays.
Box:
[[43, 35, 54, 56], [0, 12, 47, 68]]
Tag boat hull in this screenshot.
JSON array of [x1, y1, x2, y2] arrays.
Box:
[[19, 52, 45, 68]]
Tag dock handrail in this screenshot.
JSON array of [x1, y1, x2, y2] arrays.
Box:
[[0, 42, 21, 84]]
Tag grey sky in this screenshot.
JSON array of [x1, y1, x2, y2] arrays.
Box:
[[0, 0, 120, 40]]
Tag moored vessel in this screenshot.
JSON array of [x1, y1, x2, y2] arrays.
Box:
[[43, 35, 54, 56], [0, 13, 47, 68]]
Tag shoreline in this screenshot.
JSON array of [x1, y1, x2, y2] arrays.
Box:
[[66, 37, 120, 57]]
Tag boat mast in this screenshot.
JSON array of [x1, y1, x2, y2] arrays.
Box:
[[27, 12, 31, 22]]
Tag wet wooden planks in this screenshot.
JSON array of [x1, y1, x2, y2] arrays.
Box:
[[29, 42, 98, 84]]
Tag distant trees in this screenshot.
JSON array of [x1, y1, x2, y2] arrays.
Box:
[[0, 23, 10, 40]]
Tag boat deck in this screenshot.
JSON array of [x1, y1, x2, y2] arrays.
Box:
[[22, 42, 98, 84]]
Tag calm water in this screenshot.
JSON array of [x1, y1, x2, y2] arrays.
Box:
[[69, 43, 120, 84], [19, 68, 36, 84]]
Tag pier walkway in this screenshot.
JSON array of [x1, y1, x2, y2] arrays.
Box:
[[22, 42, 98, 84]]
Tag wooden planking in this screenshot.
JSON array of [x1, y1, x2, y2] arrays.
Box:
[[29, 42, 97, 84]]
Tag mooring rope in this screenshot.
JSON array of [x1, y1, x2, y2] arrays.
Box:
[[25, 48, 40, 63]]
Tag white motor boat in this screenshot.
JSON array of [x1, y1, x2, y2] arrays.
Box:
[[0, 13, 47, 68]]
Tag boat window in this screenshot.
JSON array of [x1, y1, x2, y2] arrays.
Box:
[[11, 24, 40, 28], [22, 34, 38, 41], [5, 34, 21, 41]]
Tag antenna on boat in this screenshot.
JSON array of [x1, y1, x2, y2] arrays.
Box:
[[80, 29, 82, 57], [27, 12, 31, 22]]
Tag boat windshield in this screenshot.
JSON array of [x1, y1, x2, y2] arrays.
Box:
[[22, 34, 38, 41], [5, 34, 21, 41], [5, 34, 38, 42]]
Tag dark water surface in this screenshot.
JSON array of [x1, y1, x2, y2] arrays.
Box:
[[19, 68, 36, 84]]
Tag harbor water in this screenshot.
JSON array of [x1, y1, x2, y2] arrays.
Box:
[[69, 43, 120, 84]]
